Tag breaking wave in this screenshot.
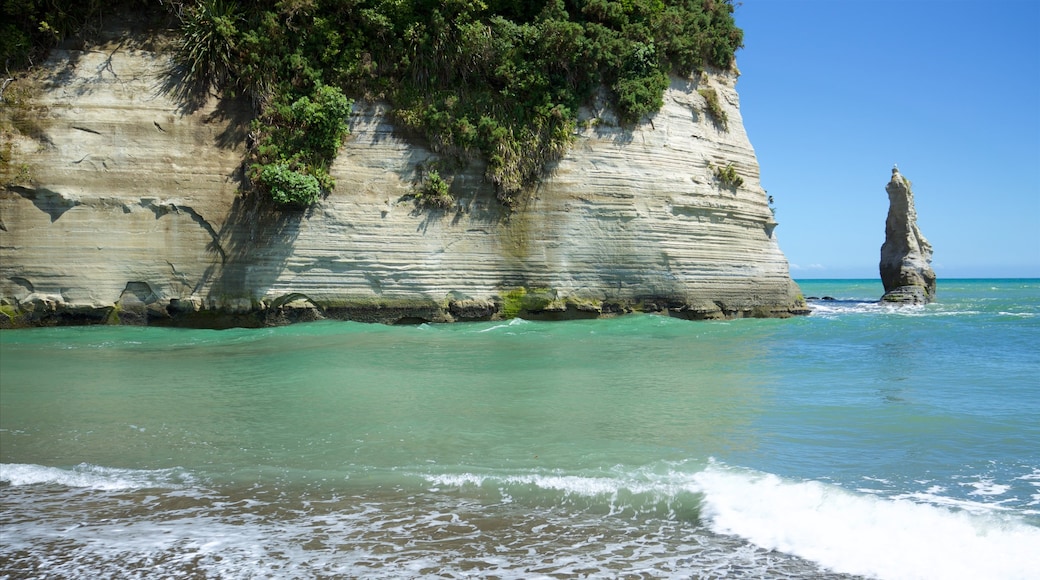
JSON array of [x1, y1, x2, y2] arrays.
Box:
[[0, 463, 195, 491]]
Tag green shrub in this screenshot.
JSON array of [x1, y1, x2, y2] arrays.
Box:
[[248, 84, 351, 207], [614, 72, 669, 124], [713, 163, 743, 188], [698, 88, 728, 130], [256, 163, 322, 208], [174, 0, 242, 93], [280, 85, 353, 162], [413, 169, 454, 210]]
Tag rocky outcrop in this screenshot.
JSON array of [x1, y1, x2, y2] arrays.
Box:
[[879, 167, 936, 304], [0, 28, 806, 328]]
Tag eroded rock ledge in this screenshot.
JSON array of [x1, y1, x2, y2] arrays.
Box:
[[1, 31, 806, 329]]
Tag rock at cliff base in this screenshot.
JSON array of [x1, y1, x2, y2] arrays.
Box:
[[879, 166, 936, 304]]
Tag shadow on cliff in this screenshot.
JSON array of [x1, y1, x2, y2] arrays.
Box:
[[156, 60, 211, 115], [205, 191, 306, 307], [152, 59, 292, 309], [155, 64, 253, 149], [42, 37, 131, 100], [156, 74, 253, 150]]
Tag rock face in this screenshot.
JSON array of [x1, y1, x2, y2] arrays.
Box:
[[0, 30, 806, 328], [879, 167, 936, 304]]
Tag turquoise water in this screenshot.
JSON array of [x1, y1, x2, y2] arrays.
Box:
[[2, 279, 1039, 578]]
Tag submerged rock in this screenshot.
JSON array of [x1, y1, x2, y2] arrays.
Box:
[[879, 167, 935, 304]]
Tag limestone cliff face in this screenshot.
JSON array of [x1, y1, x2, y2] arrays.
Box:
[[1, 35, 805, 327], [880, 167, 936, 304]]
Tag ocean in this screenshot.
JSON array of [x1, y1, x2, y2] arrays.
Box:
[[1, 279, 1038, 579]]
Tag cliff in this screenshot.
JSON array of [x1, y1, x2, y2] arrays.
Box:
[[880, 167, 936, 304], [0, 30, 806, 327]]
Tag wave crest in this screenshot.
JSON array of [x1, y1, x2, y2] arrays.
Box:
[[0, 463, 194, 491]]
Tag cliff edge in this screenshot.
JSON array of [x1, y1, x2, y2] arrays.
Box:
[[0, 29, 806, 327], [880, 167, 936, 304]]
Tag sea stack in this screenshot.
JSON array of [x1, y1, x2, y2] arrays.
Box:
[[879, 166, 936, 304]]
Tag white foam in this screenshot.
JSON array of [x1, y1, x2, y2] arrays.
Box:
[[476, 318, 530, 333], [805, 299, 935, 319], [0, 499, 804, 580], [1017, 470, 1040, 508], [425, 465, 1040, 578], [0, 463, 192, 491], [805, 298, 998, 320], [6, 462, 1039, 579], [693, 464, 1040, 580], [806, 300, 885, 317], [1017, 469, 1040, 483], [423, 468, 681, 499], [964, 479, 1012, 496], [424, 472, 487, 488], [507, 473, 638, 495], [890, 491, 1014, 515]]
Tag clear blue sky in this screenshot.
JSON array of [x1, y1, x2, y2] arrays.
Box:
[[733, 0, 1040, 279]]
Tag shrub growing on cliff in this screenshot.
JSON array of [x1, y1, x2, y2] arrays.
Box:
[[413, 169, 454, 210], [248, 84, 352, 208], [698, 87, 728, 130], [251, 85, 352, 165], [256, 163, 322, 208], [173, 0, 241, 94], [713, 163, 743, 188]]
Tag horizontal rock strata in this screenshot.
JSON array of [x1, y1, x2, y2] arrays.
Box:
[[1, 31, 806, 328], [879, 167, 936, 304]]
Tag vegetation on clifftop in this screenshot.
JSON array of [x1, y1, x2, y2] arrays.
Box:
[[2, 0, 743, 209], [1, 1, 141, 68]]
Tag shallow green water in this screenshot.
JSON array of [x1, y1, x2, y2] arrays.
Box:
[[2, 316, 775, 475]]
